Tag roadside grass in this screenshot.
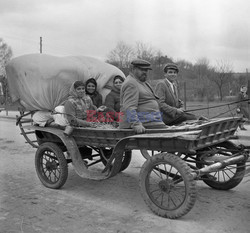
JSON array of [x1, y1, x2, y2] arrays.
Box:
[[185, 101, 238, 119]]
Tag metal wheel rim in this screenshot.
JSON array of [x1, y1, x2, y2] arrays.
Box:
[[39, 149, 61, 184], [145, 162, 187, 211]]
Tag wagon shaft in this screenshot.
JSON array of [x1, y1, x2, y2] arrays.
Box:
[[193, 153, 249, 179]]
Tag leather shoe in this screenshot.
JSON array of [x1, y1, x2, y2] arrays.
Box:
[[240, 126, 247, 130], [199, 116, 209, 121]]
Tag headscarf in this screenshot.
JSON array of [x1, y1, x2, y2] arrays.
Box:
[[85, 78, 97, 95], [67, 81, 94, 119], [113, 75, 125, 84], [67, 80, 87, 98], [84, 78, 103, 107], [112, 75, 124, 92], [74, 80, 85, 89]]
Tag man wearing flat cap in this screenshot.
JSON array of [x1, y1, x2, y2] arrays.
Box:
[[155, 63, 202, 125], [119, 59, 167, 133]]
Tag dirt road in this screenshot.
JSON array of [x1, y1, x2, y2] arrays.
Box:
[[0, 118, 249, 233]]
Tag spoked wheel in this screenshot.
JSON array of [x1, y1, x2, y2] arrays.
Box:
[[196, 141, 246, 190], [139, 153, 197, 219], [101, 148, 132, 172], [35, 142, 68, 189]]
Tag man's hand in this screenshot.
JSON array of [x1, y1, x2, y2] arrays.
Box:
[[133, 125, 146, 134], [78, 120, 97, 128], [236, 108, 241, 113], [88, 122, 98, 128], [178, 99, 184, 108], [84, 122, 98, 128], [97, 105, 107, 112], [176, 108, 184, 115]]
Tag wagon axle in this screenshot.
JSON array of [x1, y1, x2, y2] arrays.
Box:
[[194, 152, 249, 179], [158, 180, 173, 193], [45, 160, 58, 171]]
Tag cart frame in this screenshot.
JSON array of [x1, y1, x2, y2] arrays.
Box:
[[17, 113, 249, 219]]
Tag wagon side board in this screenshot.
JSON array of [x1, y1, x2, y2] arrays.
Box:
[[102, 130, 203, 173], [20, 116, 243, 181]]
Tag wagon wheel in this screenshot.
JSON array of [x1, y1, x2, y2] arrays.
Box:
[[35, 142, 68, 189], [101, 148, 132, 172], [139, 153, 197, 219], [196, 141, 246, 190]]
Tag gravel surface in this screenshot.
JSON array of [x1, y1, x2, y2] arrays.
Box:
[[0, 118, 249, 233]]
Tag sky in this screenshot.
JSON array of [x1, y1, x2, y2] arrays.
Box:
[[1, 0, 250, 72]]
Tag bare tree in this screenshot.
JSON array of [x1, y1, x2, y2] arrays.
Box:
[[0, 38, 13, 77], [193, 58, 213, 100], [106, 41, 134, 69], [154, 50, 173, 68], [135, 41, 156, 61], [0, 38, 13, 105], [154, 50, 163, 68], [176, 59, 193, 70], [210, 60, 233, 100]]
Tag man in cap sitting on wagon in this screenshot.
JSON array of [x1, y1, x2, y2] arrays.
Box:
[[155, 63, 207, 126], [119, 59, 167, 133]]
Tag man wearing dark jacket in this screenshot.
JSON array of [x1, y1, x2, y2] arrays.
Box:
[[119, 59, 166, 133], [155, 63, 201, 125]]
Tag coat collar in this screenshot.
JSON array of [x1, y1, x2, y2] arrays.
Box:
[[128, 74, 159, 99], [163, 79, 178, 100]]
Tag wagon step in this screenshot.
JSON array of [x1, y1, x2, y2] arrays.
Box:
[[16, 112, 39, 148], [21, 131, 35, 135], [25, 140, 38, 144], [19, 119, 33, 124]]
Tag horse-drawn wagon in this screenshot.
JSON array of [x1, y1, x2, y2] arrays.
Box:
[[16, 113, 249, 219]]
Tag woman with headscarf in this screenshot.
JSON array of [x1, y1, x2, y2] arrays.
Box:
[[85, 78, 103, 108], [237, 85, 249, 130], [104, 75, 124, 113], [64, 80, 97, 127]]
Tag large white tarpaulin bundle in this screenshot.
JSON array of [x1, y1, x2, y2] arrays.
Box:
[[6, 54, 125, 111]]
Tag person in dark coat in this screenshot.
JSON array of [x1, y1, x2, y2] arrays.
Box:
[[237, 85, 249, 130], [85, 78, 103, 108], [155, 63, 206, 126], [104, 75, 124, 112], [119, 59, 167, 133]]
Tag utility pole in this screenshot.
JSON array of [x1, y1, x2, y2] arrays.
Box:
[[247, 68, 249, 95], [246, 68, 250, 119], [40, 36, 42, 53], [183, 81, 187, 110]]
